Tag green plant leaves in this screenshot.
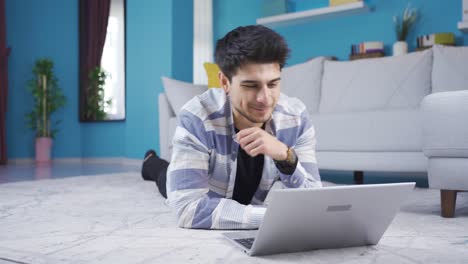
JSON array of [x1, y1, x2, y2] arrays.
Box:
[[393, 4, 419, 41], [84, 66, 112, 121], [25, 58, 66, 139]]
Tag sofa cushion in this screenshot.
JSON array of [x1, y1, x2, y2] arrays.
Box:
[[281, 57, 326, 113], [311, 110, 422, 152], [421, 90, 468, 158], [161, 76, 207, 116], [432, 44, 468, 93], [203, 62, 221, 88], [319, 49, 432, 113]]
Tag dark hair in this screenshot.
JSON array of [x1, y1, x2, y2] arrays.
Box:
[[215, 25, 290, 81]]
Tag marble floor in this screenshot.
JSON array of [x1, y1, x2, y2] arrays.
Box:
[[0, 161, 141, 184], [0, 162, 466, 263]]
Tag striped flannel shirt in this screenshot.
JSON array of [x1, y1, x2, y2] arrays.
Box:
[[166, 88, 322, 229]]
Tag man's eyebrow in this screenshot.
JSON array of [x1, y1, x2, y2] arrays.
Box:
[[240, 77, 281, 84], [240, 80, 258, 84]]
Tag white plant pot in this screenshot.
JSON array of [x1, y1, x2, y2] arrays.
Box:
[[393, 41, 408, 56]]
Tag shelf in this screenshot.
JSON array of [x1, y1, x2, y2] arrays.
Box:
[[256, 2, 371, 28], [458, 21, 468, 33]]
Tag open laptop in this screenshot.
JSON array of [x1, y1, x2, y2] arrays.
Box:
[[223, 182, 415, 256]]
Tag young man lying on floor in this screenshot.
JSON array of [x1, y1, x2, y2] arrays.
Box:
[[142, 25, 322, 229]]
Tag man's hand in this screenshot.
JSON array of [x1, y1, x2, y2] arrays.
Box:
[[236, 127, 288, 161]]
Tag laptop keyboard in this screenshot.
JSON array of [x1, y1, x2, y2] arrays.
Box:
[[234, 238, 255, 249]]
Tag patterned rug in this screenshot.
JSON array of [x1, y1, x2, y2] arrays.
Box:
[[0, 172, 467, 263]]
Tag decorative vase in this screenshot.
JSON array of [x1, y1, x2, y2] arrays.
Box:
[[35, 137, 53, 163], [393, 41, 408, 56]]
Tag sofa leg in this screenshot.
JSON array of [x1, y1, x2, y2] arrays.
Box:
[[440, 190, 457, 218], [353, 171, 364, 184]]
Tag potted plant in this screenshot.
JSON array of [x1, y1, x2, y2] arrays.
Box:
[[393, 4, 419, 56], [84, 66, 112, 121], [26, 58, 66, 163]]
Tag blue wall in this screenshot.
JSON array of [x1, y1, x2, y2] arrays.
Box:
[[125, 0, 172, 159], [214, 0, 468, 64], [7, 0, 467, 160], [213, 0, 262, 43], [6, 0, 81, 158], [172, 0, 193, 83], [6, 0, 173, 160]]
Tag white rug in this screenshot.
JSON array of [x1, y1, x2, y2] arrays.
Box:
[[0, 173, 467, 264]]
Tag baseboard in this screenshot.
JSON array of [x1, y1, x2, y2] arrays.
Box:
[[8, 157, 142, 166]]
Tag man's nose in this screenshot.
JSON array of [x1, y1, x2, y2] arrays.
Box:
[[256, 86, 270, 104]]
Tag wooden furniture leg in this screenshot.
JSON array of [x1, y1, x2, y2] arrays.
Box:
[[440, 189, 457, 218], [353, 171, 364, 184]]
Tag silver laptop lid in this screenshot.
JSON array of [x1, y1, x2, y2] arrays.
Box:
[[248, 182, 415, 256]]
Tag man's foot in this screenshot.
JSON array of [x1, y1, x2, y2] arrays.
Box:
[[144, 149, 157, 163], [142, 149, 157, 181]]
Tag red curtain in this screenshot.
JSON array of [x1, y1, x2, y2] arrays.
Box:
[[79, 0, 111, 121], [0, 0, 10, 165]]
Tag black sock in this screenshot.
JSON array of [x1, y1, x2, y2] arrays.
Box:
[[141, 156, 169, 198]]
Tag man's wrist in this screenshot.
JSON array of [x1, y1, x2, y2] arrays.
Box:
[[275, 143, 289, 161], [274, 147, 298, 175]]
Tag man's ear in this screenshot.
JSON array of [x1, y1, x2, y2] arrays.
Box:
[[218, 71, 230, 94]]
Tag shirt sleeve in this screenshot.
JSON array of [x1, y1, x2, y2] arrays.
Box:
[[166, 111, 266, 229], [274, 148, 298, 175], [277, 111, 323, 188]]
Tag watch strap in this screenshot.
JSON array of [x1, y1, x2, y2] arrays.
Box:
[[274, 147, 298, 175]]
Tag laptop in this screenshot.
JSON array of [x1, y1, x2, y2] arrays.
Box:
[[223, 182, 415, 256]]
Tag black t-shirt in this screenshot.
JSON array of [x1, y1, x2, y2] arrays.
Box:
[[232, 128, 264, 205]]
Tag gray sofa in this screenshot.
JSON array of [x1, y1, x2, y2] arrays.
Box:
[[422, 91, 468, 218], [159, 45, 468, 217]]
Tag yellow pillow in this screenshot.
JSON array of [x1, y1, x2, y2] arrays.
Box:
[[203, 62, 221, 88]]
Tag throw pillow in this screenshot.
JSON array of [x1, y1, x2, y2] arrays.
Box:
[[203, 62, 221, 88], [281, 57, 326, 113], [432, 44, 468, 93], [161, 76, 207, 116], [319, 49, 433, 113]]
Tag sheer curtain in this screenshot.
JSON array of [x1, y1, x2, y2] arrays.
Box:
[[100, 0, 125, 120]]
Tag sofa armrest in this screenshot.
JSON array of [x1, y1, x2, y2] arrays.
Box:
[[421, 90, 468, 158], [159, 93, 175, 161]]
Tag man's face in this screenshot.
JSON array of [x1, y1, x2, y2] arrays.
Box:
[[221, 63, 281, 129]]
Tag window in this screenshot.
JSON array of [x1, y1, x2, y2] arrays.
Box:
[[100, 0, 125, 120]]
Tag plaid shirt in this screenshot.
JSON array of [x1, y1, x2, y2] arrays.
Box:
[[166, 88, 322, 229]]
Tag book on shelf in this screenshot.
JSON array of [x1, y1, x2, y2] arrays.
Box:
[[349, 41, 384, 60], [329, 0, 361, 7], [350, 41, 384, 55], [416, 33, 455, 49]]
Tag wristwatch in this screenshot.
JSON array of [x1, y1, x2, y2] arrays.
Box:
[[274, 147, 298, 175], [284, 147, 296, 165]]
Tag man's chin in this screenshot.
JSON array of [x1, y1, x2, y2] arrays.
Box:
[[246, 113, 271, 124], [234, 106, 272, 126]]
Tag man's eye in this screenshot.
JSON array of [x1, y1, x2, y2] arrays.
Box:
[[268, 83, 278, 88], [242, 85, 257, 89]]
